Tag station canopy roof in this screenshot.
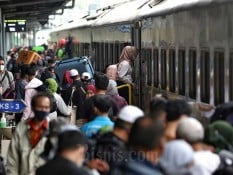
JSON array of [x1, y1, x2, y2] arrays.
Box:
[[0, 0, 72, 26]]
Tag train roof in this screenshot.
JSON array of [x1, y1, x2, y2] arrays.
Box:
[[50, 0, 233, 33], [93, 0, 150, 27], [139, 0, 233, 19]]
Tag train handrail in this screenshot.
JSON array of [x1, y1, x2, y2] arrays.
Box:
[[117, 84, 132, 105]]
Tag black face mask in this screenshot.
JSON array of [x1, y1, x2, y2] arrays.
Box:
[[34, 110, 50, 121]]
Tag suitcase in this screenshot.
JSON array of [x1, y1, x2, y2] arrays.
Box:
[[17, 50, 41, 65], [54, 57, 94, 86]]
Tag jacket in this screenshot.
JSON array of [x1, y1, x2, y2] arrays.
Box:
[[23, 78, 43, 120], [0, 70, 14, 94], [109, 153, 163, 175], [117, 60, 133, 84], [15, 79, 28, 99], [36, 155, 90, 175], [7, 121, 48, 175], [47, 93, 70, 120]]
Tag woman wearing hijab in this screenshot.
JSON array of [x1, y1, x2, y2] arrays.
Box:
[[159, 140, 204, 175], [46, 78, 70, 120], [85, 84, 96, 99], [117, 46, 137, 85]]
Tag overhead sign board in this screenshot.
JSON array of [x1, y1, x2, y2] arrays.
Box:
[[5, 20, 26, 32], [0, 100, 26, 113]]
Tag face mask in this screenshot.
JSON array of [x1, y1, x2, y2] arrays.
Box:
[[0, 65, 4, 71], [34, 110, 50, 121]]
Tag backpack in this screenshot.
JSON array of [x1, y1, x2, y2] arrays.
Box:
[[35, 84, 57, 113], [2, 71, 16, 99], [106, 64, 118, 81]]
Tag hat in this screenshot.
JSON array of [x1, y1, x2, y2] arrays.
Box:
[[70, 69, 79, 77], [118, 105, 144, 123], [81, 72, 91, 80], [177, 118, 204, 143]]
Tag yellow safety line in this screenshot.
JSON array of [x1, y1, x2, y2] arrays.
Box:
[[117, 84, 132, 105]]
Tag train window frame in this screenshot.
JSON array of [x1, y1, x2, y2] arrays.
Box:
[[230, 51, 233, 101], [146, 48, 153, 85], [189, 48, 197, 99], [161, 48, 167, 90], [200, 48, 210, 103], [153, 48, 159, 88], [214, 49, 225, 105], [178, 48, 186, 96], [169, 48, 176, 93]]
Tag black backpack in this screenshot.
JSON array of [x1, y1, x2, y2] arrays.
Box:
[[35, 84, 57, 113]]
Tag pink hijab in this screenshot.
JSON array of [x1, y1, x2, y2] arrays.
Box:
[[119, 46, 137, 62]]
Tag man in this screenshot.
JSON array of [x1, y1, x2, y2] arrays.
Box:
[[84, 72, 118, 121], [7, 92, 53, 175], [176, 118, 220, 175], [40, 59, 59, 83], [0, 57, 14, 95], [81, 95, 114, 138], [36, 126, 90, 175], [23, 65, 43, 120], [165, 99, 191, 141], [110, 117, 164, 175], [91, 105, 144, 168]]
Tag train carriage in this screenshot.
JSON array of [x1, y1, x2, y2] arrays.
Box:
[[50, 0, 233, 109]]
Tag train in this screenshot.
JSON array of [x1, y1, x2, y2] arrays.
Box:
[[49, 0, 233, 109]]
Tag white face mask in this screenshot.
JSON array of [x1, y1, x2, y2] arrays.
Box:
[[0, 65, 5, 71]]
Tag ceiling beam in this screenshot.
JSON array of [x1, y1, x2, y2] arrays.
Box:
[[0, 0, 66, 8]]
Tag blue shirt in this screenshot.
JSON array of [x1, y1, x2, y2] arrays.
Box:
[[81, 116, 114, 138]]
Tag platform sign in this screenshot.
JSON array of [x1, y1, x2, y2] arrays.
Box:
[[5, 20, 26, 32], [0, 100, 26, 113]]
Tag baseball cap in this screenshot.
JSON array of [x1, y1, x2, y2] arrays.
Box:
[[70, 69, 79, 77], [118, 105, 144, 124]]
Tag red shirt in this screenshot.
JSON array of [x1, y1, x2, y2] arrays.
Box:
[[28, 119, 48, 148]]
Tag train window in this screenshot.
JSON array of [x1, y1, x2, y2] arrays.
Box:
[[100, 42, 105, 71], [200, 50, 210, 103], [161, 49, 167, 90], [169, 49, 176, 93], [115, 41, 120, 63], [110, 43, 114, 63], [105, 43, 109, 66], [214, 50, 225, 105], [178, 49, 186, 96], [189, 49, 197, 99], [153, 49, 159, 87], [146, 48, 152, 85], [230, 52, 233, 101]]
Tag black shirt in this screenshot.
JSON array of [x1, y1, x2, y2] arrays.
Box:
[[36, 155, 89, 175]]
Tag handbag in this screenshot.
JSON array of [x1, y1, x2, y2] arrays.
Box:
[[68, 87, 76, 124], [1, 71, 15, 99]]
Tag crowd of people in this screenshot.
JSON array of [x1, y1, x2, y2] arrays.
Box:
[[0, 44, 232, 175]]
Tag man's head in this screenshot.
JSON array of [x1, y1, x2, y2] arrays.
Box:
[[58, 127, 88, 166], [149, 96, 167, 124], [166, 99, 192, 122], [128, 117, 165, 152], [0, 57, 5, 72], [48, 59, 56, 67], [25, 64, 37, 81], [92, 95, 112, 116], [114, 105, 144, 141], [70, 69, 80, 80], [31, 92, 53, 121], [94, 72, 109, 92], [176, 118, 204, 144]]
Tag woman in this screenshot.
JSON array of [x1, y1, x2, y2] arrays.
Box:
[[85, 84, 96, 99], [117, 46, 137, 85], [46, 78, 70, 120]]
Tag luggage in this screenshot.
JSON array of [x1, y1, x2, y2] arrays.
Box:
[[16, 50, 41, 65], [54, 57, 94, 86]]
